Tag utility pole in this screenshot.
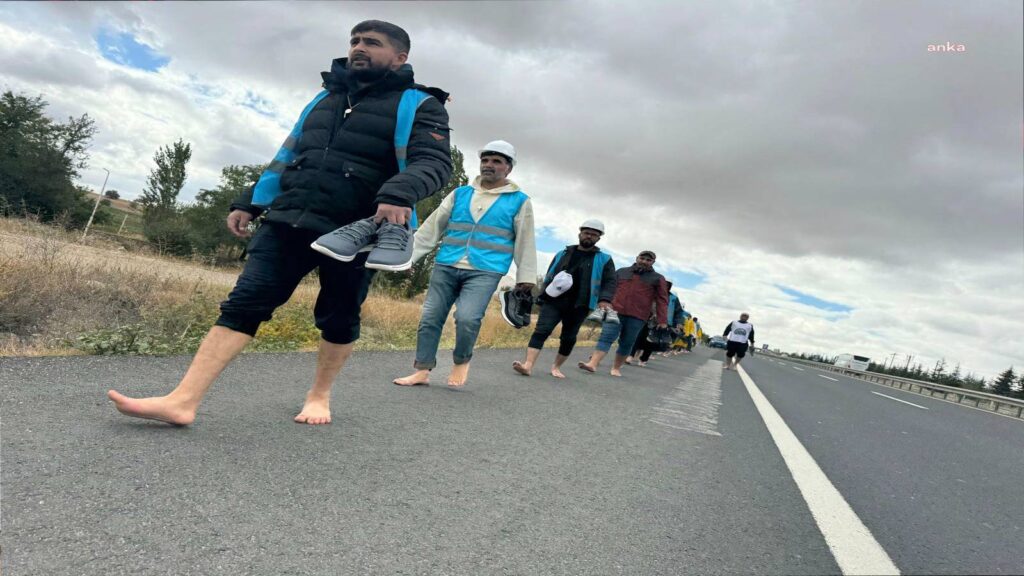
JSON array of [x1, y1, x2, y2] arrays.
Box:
[[81, 168, 110, 241], [885, 352, 898, 370], [117, 214, 129, 235]]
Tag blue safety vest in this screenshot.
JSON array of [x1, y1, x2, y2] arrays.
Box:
[[435, 185, 528, 274], [252, 88, 432, 227], [544, 247, 612, 310]]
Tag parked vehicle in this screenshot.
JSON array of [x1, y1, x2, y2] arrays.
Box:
[[834, 353, 871, 371], [709, 336, 727, 349]]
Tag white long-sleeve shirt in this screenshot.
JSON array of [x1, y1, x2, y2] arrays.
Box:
[[412, 176, 538, 284]]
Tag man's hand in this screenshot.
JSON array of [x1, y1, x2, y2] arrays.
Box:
[[657, 323, 668, 329], [374, 203, 412, 226], [515, 283, 535, 294], [227, 210, 254, 238], [598, 301, 613, 311]]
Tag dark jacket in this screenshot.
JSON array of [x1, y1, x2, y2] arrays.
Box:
[[232, 58, 452, 233], [611, 266, 669, 324], [540, 246, 617, 309]]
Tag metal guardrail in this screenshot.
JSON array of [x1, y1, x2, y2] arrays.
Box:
[[762, 352, 1024, 420]]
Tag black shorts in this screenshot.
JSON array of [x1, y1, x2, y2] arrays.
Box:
[[216, 222, 374, 344], [726, 341, 748, 358]]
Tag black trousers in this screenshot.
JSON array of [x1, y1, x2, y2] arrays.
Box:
[[631, 324, 656, 361], [527, 303, 591, 357], [216, 222, 375, 344]]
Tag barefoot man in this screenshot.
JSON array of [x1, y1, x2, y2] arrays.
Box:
[[393, 140, 537, 387], [108, 20, 452, 425], [578, 251, 668, 377], [511, 220, 616, 378]]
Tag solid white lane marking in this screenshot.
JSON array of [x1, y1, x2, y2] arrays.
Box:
[[737, 365, 900, 575], [650, 361, 722, 436], [818, 374, 839, 382], [871, 391, 928, 410], [793, 366, 805, 371]]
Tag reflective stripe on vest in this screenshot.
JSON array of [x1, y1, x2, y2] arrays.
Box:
[[436, 185, 528, 274]]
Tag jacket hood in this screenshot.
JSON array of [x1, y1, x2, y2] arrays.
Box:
[[321, 58, 449, 102]]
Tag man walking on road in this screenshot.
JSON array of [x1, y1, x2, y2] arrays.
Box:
[[393, 141, 536, 387], [511, 220, 616, 379], [722, 313, 755, 370], [578, 251, 669, 377], [108, 21, 452, 426]]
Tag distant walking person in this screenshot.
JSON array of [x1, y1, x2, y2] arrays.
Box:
[[512, 220, 616, 379], [722, 313, 755, 370]]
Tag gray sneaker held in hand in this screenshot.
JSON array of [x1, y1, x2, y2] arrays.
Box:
[[310, 218, 379, 262], [365, 221, 414, 272]]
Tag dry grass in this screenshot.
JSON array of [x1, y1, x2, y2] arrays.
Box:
[[1, 216, 591, 357]]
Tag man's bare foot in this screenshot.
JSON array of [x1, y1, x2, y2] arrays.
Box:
[[393, 370, 430, 386], [624, 357, 634, 365], [577, 361, 595, 373], [448, 363, 470, 387], [294, 393, 331, 425], [512, 361, 532, 376], [637, 361, 647, 367], [550, 367, 566, 379], [610, 368, 623, 377], [107, 390, 195, 426]]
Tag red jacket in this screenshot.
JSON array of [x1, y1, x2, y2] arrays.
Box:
[[611, 266, 669, 324]]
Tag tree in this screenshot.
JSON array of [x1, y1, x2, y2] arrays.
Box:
[[140, 139, 192, 254], [992, 368, 1015, 397], [104, 189, 120, 200], [1015, 374, 1024, 400], [181, 164, 265, 260], [374, 145, 468, 298], [139, 139, 191, 215], [0, 91, 98, 226], [945, 362, 963, 388]]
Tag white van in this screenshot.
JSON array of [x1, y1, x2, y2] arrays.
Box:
[[834, 353, 870, 371]]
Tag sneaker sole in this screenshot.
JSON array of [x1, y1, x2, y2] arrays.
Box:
[[365, 258, 414, 272], [499, 295, 519, 328], [310, 241, 359, 262]]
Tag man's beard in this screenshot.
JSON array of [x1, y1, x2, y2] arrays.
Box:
[[633, 263, 652, 272], [579, 238, 596, 249], [349, 64, 390, 82]]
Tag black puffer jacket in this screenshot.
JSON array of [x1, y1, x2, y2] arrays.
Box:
[[232, 58, 452, 233]]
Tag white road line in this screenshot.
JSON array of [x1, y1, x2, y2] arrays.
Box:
[[793, 366, 804, 371], [871, 391, 929, 410], [737, 365, 900, 575], [818, 374, 839, 382]]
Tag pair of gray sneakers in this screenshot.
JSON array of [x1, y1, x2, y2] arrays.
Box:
[[310, 218, 414, 272]]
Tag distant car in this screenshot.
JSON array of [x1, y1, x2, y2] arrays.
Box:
[[709, 336, 727, 349], [834, 353, 870, 371]]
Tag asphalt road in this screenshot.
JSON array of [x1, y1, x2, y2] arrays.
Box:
[[1, 346, 1020, 575]]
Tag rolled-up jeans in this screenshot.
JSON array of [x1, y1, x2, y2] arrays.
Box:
[[414, 264, 503, 369], [595, 314, 646, 357]]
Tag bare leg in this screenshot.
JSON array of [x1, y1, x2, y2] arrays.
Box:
[[551, 354, 569, 378], [107, 326, 252, 425], [610, 354, 627, 377], [579, 350, 606, 373], [448, 362, 470, 387], [513, 347, 541, 376], [394, 369, 431, 386], [295, 339, 354, 425]]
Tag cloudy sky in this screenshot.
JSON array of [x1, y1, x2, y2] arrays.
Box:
[[2, 1, 1021, 379]]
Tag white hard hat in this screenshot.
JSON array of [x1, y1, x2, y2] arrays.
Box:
[[480, 140, 516, 166], [580, 219, 605, 234]]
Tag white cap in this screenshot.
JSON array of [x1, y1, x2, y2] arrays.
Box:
[[480, 140, 516, 166], [580, 219, 605, 234], [545, 270, 574, 298]]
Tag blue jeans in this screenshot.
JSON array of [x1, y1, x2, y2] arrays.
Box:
[[595, 315, 646, 357], [414, 265, 503, 369]]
